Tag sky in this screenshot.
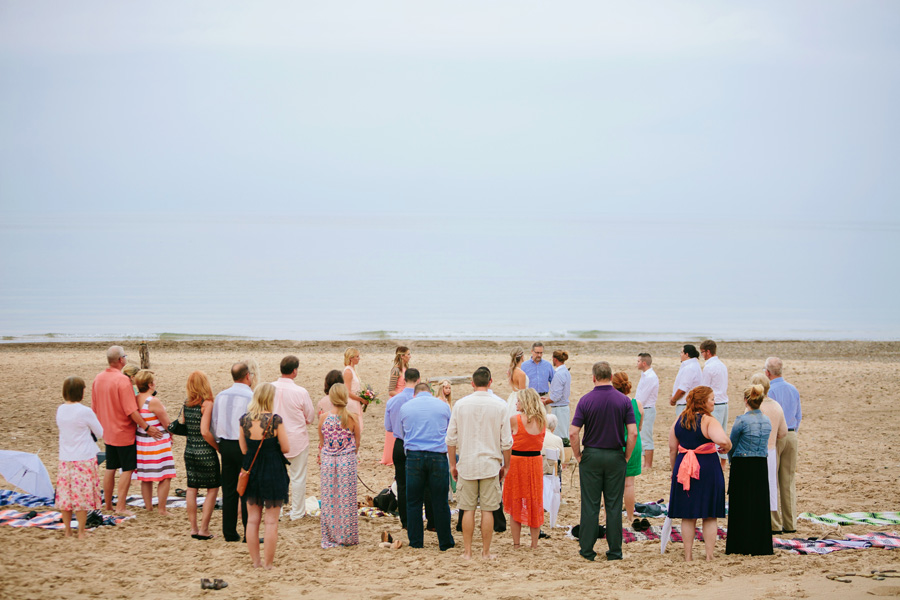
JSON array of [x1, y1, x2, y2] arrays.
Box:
[[1, 1, 898, 222]]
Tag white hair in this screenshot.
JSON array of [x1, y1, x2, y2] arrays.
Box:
[[765, 356, 783, 377], [546, 413, 559, 431], [106, 345, 125, 364]]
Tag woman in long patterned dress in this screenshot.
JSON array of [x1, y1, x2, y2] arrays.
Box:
[[318, 383, 361, 549], [180, 371, 220, 540], [133, 370, 175, 515], [503, 388, 547, 549], [381, 346, 410, 465], [239, 383, 290, 569]]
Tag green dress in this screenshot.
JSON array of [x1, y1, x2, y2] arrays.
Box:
[[624, 398, 643, 477]]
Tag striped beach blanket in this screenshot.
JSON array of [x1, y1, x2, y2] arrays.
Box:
[[120, 495, 222, 509], [798, 512, 900, 526], [0, 509, 133, 530], [774, 532, 900, 555], [0, 490, 55, 508], [567, 525, 727, 544]]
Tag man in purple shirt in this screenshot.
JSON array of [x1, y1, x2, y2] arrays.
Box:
[[570, 361, 637, 561]]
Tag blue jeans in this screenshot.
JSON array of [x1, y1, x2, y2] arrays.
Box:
[[406, 451, 454, 551]]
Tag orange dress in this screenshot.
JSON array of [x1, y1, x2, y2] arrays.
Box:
[[503, 415, 546, 528], [380, 371, 405, 465]]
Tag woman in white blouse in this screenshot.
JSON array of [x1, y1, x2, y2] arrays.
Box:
[[56, 376, 104, 539]]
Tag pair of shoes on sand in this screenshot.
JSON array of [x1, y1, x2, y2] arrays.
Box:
[[631, 518, 651, 532], [571, 524, 605, 540], [200, 578, 228, 590], [379, 531, 403, 549]]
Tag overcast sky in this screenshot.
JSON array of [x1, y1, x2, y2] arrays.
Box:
[[1, 1, 898, 221]]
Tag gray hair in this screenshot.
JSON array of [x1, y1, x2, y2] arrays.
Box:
[[592, 361, 612, 381], [106, 345, 125, 364], [546, 413, 559, 431], [765, 357, 783, 377]]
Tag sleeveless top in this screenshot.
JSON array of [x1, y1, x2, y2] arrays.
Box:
[[344, 367, 361, 397], [512, 414, 545, 453], [321, 413, 356, 456]]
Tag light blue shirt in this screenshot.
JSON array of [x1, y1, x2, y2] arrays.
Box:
[[211, 382, 253, 441], [522, 359, 554, 394], [728, 409, 771, 460], [768, 377, 802, 430], [548, 365, 571, 407], [384, 386, 415, 441], [399, 392, 451, 453]]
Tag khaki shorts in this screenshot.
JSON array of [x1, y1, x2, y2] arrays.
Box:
[[456, 475, 501, 512]]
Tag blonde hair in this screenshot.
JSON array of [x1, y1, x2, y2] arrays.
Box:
[[186, 371, 214, 407], [134, 369, 155, 393], [393, 346, 410, 370], [516, 388, 547, 430], [749, 372, 770, 395], [247, 383, 275, 420], [435, 379, 452, 405], [122, 364, 140, 379], [242, 358, 260, 390], [744, 384, 766, 410], [328, 383, 357, 430], [343, 347, 360, 367], [508, 347, 525, 385]]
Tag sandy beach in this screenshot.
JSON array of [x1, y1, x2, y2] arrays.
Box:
[[1, 339, 898, 600]]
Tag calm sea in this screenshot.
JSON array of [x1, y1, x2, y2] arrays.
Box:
[[1, 213, 897, 342]]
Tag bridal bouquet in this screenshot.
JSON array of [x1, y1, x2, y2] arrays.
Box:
[[359, 384, 380, 412]]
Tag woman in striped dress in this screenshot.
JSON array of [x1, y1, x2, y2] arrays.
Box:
[[133, 370, 176, 515], [318, 383, 360, 548]]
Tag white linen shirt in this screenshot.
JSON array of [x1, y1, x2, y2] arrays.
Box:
[[700, 355, 729, 405], [57, 403, 104, 462], [446, 390, 513, 481], [635, 367, 660, 409], [272, 378, 315, 458], [672, 358, 702, 405], [212, 382, 254, 442]]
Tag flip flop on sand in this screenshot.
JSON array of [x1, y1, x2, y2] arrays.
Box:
[[200, 578, 228, 590]]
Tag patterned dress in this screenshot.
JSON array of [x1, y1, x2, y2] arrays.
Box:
[[134, 397, 176, 482], [184, 403, 221, 489], [320, 413, 359, 548], [240, 413, 289, 508]]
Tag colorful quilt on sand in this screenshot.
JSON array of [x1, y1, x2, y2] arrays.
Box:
[[798, 512, 900, 526], [0, 509, 133, 530], [0, 490, 55, 508], [774, 532, 900, 554]]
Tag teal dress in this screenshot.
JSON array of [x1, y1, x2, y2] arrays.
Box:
[[624, 398, 643, 477]]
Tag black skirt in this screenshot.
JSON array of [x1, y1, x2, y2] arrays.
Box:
[[726, 456, 773, 555]]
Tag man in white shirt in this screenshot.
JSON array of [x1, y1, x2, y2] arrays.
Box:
[[272, 355, 315, 520], [669, 344, 702, 416], [700, 340, 729, 468], [447, 366, 513, 560], [212, 362, 254, 542], [634, 353, 660, 469]]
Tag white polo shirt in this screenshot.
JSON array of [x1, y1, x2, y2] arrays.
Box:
[[672, 358, 702, 406], [701, 355, 729, 405], [635, 367, 660, 409]]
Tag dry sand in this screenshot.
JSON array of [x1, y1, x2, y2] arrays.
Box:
[[0, 340, 898, 599]]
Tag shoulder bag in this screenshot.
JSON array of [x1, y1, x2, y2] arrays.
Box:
[[167, 404, 188, 436], [237, 416, 274, 497]]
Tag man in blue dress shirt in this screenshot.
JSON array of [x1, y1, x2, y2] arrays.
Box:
[[400, 382, 455, 551], [384, 367, 420, 530], [522, 342, 555, 400], [765, 356, 802, 533]]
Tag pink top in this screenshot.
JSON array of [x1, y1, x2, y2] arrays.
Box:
[[676, 442, 718, 491], [317, 395, 363, 431], [272, 378, 315, 458], [91, 368, 139, 446], [344, 366, 362, 397]]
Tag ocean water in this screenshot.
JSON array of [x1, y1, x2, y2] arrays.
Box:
[[1, 213, 897, 342]]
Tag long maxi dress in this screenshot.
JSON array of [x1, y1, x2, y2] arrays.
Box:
[[320, 413, 359, 548]]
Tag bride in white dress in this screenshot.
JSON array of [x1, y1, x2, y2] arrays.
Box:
[[506, 347, 529, 419]]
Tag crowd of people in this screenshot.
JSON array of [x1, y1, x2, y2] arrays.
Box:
[[53, 340, 803, 565]]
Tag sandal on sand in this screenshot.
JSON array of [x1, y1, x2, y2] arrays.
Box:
[[632, 518, 642, 530], [175, 489, 187, 498], [192, 534, 214, 540], [380, 532, 393, 543], [200, 578, 228, 590], [640, 518, 651, 531]]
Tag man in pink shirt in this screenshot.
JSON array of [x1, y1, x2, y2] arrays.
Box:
[[91, 346, 162, 514], [272, 355, 315, 520]]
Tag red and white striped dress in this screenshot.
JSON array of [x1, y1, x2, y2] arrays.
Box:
[[133, 397, 176, 481]]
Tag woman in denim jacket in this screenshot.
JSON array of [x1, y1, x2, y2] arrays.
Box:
[[725, 384, 773, 555]]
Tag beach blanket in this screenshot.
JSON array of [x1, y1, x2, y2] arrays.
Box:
[[774, 532, 900, 555], [568, 524, 727, 544], [798, 512, 900, 527], [633, 500, 668, 518], [0, 490, 55, 508], [0, 509, 133, 530], [119, 495, 222, 509]]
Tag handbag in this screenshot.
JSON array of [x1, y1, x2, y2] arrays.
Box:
[[167, 405, 188, 436], [237, 416, 273, 497]]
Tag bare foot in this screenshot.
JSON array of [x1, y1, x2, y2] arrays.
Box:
[[158, 510, 172, 517], [264, 564, 275, 570], [115, 509, 135, 516], [77, 530, 91, 540], [252, 562, 263, 569], [481, 553, 497, 560], [462, 553, 473, 560]]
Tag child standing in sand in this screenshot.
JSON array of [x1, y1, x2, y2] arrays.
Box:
[[56, 376, 104, 539], [133, 370, 176, 515]]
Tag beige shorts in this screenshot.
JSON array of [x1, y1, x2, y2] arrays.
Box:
[[456, 475, 501, 512]]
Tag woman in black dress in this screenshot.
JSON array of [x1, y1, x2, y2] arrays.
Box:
[[239, 383, 290, 569], [182, 370, 220, 540]]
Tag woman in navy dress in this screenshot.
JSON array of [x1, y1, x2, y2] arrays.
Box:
[[668, 386, 732, 561]]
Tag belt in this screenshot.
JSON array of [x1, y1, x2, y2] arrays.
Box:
[[511, 450, 541, 457], [787, 428, 795, 432], [714, 403, 727, 405]]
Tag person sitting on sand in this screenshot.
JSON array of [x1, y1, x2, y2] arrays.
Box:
[[56, 376, 104, 539]]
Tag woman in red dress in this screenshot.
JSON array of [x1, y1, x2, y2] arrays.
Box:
[[503, 388, 547, 548]]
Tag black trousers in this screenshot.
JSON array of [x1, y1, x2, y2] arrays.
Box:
[[393, 438, 408, 528], [219, 439, 248, 541]]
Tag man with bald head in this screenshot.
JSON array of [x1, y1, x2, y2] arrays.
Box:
[[213, 362, 254, 541], [92, 345, 162, 514], [765, 357, 802, 534]]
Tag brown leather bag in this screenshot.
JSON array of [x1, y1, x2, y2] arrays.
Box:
[[237, 416, 273, 497]]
